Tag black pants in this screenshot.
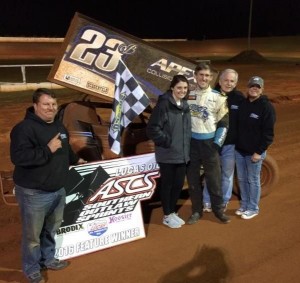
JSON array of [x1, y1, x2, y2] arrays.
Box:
[[187, 138, 223, 214], [158, 162, 187, 215]]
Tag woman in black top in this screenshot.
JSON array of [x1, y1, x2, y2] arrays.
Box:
[[147, 75, 191, 228]]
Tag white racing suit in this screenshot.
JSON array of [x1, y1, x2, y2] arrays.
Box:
[[187, 86, 229, 215]]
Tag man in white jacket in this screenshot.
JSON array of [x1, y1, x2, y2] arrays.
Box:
[[186, 63, 230, 224]]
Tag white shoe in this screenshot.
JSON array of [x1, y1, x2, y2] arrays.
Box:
[[235, 208, 247, 216], [163, 215, 181, 228], [241, 210, 259, 220], [203, 203, 212, 213], [171, 213, 185, 225]]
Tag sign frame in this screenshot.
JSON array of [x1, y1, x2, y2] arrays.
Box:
[[55, 152, 159, 260]]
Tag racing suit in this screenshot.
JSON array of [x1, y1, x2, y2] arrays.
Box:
[[187, 85, 229, 216]]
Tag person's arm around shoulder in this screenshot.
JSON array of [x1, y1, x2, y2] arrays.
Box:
[[214, 92, 229, 151]]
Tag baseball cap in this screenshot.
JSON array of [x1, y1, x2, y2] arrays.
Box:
[[247, 76, 264, 88]]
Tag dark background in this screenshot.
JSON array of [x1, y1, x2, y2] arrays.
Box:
[[0, 0, 300, 39]]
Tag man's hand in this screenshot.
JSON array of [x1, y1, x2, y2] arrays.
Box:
[[77, 158, 87, 164], [47, 133, 62, 153], [251, 152, 261, 163]]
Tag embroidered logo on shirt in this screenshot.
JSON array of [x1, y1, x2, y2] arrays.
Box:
[[250, 113, 259, 119], [189, 104, 209, 121]]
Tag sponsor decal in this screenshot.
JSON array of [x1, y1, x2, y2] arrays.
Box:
[[56, 223, 84, 236], [64, 74, 81, 85], [108, 213, 132, 224], [87, 220, 108, 237], [86, 81, 109, 93]]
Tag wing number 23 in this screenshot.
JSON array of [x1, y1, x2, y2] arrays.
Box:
[[68, 28, 136, 72]]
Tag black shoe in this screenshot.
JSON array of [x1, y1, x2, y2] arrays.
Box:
[[28, 272, 45, 283], [46, 259, 70, 270], [215, 213, 231, 224], [187, 212, 202, 225]]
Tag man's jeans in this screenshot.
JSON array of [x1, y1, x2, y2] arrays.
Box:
[[234, 150, 266, 212], [15, 185, 66, 278], [203, 144, 235, 204]]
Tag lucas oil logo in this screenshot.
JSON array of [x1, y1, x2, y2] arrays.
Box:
[[87, 220, 108, 237]]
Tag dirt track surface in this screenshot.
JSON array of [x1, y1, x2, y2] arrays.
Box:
[[1, 41, 300, 283]]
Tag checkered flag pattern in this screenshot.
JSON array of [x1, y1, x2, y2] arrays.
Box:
[[108, 59, 150, 154]]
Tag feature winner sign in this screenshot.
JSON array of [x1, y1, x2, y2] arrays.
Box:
[[55, 153, 159, 260], [48, 12, 202, 103]]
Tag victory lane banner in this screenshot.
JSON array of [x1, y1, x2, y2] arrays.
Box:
[[48, 12, 201, 104], [55, 153, 160, 260]]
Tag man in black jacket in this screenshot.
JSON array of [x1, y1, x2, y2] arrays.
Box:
[[202, 69, 245, 212], [10, 88, 86, 283]]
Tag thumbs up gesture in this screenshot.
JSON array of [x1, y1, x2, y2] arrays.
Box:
[[48, 133, 62, 153]]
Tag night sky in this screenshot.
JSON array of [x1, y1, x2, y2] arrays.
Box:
[[1, 0, 300, 40]]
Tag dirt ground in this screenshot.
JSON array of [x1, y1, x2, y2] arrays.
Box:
[[1, 41, 300, 283]]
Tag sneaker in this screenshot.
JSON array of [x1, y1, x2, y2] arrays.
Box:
[[187, 212, 202, 225], [241, 210, 259, 220], [235, 208, 247, 216], [28, 272, 45, 283], [45, 259, 69, 270], [215, 213, 231, 224], [171, 213, 185, 225], [203, 203, 212, 213], [163, 215, 181, 228]]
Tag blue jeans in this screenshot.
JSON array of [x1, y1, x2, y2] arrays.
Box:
[[234, 150, 266, 212], [15, 185, 66, 278], [203, 144, 235, 204]]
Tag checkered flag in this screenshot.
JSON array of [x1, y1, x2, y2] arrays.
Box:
[[108, 59, 150, 154]]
